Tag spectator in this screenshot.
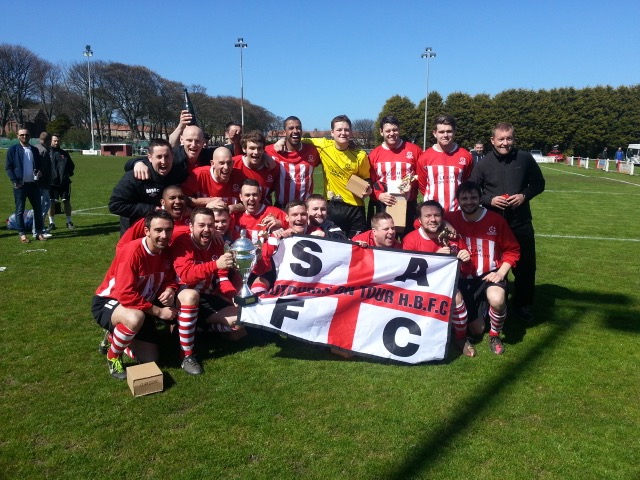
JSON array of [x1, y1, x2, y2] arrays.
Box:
[[34, 132, 53, 237], [5, 128, 46, 243], [48, 134, 76, 230], [471, 141, 485, 165]]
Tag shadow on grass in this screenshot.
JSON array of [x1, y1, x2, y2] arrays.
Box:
[[383, 282, 632, 479]]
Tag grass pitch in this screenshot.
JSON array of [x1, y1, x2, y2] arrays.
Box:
[[0, 154, 639, 479]]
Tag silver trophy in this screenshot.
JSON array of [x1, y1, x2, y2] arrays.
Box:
[[228, 229, 259, 306]]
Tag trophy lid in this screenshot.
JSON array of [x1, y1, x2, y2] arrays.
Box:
[[230, 229, 257, 253]]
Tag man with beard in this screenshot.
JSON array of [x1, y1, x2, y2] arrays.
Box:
[[445, 182, 520, 355], [171, 208, 239, 374], [469, 122, 545, 324], [48, 134, 76, 231], [402, 200, 475, 357], [351, 212, 402, 249], [416, 115, 474, 212], [368, 115, 421, 235], [265, 116, 321, 208], [92, 211, 177, 379], [109, 138, 188, 235]]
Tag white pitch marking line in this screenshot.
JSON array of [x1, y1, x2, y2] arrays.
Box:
[[539, 234, 640, 242], [544, 190, 640, 195], [540, 165, 640, 187]]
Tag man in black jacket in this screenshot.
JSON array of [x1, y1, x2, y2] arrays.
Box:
[[48, 134, 76, 230], [469, 122, 545, 324], [109, 138, 188, 235]]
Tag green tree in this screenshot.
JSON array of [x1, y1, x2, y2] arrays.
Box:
[[376, 95, 420, 144], [47, 113, 72, 136]]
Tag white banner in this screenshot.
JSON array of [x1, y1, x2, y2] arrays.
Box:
[[239, 236, 460, 364]]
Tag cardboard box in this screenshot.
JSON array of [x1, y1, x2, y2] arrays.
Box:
[[345, 175, 370, 198], [127, 362, 163, 397], [386, 195, 407, 227]]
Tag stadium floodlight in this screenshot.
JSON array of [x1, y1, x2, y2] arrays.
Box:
[[234, 37, 248, 128], [421, 47, 437, 150], [83, 45, 95, 152]]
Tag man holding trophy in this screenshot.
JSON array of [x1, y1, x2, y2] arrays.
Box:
[[171, 208, 240, 374]]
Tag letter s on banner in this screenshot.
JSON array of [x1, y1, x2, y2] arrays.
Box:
[[290, 240, 323, 277]]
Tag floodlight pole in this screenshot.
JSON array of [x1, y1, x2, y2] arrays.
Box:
[[421, 47, 436, 150], [235, 37, 248, 129], [83, 45, 95, 151]]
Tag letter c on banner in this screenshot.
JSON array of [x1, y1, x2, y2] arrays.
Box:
[[382, 317, 421, 357], [290, 239, 323, 277]]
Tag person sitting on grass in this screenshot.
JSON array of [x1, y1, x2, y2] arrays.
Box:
[[445, 181, 520, 355], [402, 200, 475, 357], [92, 210, 177, 380]]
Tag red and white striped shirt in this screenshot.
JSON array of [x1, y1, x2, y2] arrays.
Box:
[[96, 237, 177, 310], [369, 141, 421, 201], [417, 145, 474, 211], [265, 143, 321, 206], [233, 155, 278, 204], [445, 208, 520, 278]]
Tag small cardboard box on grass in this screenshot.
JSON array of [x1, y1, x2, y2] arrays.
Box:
[[127, 362, 163, 397]]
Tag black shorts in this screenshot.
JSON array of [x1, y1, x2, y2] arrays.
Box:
[[91, 295, 161, 343], [198, 293, 234, 327], [50, 183, 71, 202], [327, 200, 366, 239], [458, 276, 507, 321]]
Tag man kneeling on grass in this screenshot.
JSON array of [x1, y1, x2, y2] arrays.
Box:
[[445, 181, 520, 355], [171, 208, 241, 374], [402, 200, 475, 357], [92, 210, 177, 380]]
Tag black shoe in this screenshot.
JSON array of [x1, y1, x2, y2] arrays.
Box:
[[66, 222, 75, 230], [48, 223, 57, 230], [181, 355, 203, 375]]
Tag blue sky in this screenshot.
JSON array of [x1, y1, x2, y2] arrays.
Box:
[[3, 0, 639, 131]]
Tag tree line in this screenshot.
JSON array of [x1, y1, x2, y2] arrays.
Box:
[[0, 43, 282, 147], [375, 84, 640, 158]]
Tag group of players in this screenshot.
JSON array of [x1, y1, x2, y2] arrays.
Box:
[[93, 110, 544, 380]]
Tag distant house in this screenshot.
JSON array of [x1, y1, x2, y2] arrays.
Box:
[[4, 108, 48, 137]]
